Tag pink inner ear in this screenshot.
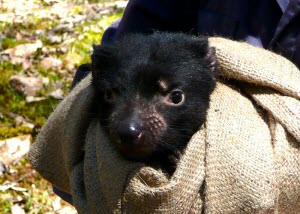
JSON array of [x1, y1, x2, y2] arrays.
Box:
[[205, 47, 217, 71]]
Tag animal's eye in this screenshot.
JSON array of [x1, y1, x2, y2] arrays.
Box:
[[168, 90, 184, 105], [104, 89, 115, 102]]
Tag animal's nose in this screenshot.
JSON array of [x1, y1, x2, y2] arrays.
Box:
[[117, 118, 143, 145]]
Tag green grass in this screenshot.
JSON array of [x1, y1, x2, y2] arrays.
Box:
[[0, 3, 123, 140], [0, 61, 59, 139], [0, 1, 125, 212]]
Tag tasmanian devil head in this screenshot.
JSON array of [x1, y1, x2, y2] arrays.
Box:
[[91, 32, 217, 173]]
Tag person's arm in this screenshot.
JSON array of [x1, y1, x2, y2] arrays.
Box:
[[53, 186, 73, 205], [117, 0, 200, 35], [102, 0, 200, 44]]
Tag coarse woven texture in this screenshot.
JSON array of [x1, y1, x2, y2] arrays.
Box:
[[28, 37, 300, 213]]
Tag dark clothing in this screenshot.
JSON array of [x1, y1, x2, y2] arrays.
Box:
[[103, 0, 300, 68], [63, 0, 300, 205], [70, 63, 91, 89], [53, 186, 73, 205]]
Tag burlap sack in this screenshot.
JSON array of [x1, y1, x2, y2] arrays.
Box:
[[28, 38, 300, 213]]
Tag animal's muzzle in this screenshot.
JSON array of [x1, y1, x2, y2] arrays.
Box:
[[117, 118, 144, 146]]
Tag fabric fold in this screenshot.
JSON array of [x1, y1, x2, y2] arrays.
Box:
[[29, 37, 300, 213]]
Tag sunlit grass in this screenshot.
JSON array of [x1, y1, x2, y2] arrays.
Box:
[[0, 0, 125, 212]]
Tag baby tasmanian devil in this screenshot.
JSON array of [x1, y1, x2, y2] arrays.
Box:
[[91, 32, 217, 174]]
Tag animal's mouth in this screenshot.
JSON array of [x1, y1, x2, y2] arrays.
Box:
[[106, 119, 161, 160], [115, 141, 156, 160], [108, 129, 158, 160]]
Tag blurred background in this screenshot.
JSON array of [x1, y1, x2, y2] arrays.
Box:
[[0, 0, 127, 213]]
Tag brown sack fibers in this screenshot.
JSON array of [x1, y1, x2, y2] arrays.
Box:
[[29, 38, 300, 213]]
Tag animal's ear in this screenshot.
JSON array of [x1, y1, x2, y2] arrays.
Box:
[[186, 37, 210, 57], [91, 44, 115, 75], [185, 37, 217, 73], [205, 46, 217, 73]]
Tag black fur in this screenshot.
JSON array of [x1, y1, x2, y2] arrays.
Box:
[[92, 32, 217, 174]]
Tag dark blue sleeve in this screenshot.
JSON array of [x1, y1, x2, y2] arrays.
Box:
[[100, 0, 300, 68], [101, 0, 200, 44], [116, 0, 200, 35], [53, 186, 73, 205], [101, 18, 121, 45]]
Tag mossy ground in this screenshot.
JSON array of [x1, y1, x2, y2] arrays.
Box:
[[0, 0, 125, 212]]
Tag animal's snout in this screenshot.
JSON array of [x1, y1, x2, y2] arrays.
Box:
[[117, 118, 144, 145]]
